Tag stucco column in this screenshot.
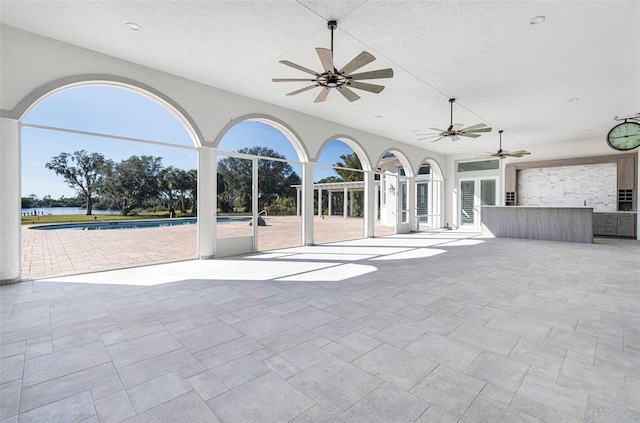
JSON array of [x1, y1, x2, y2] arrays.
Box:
[[343, 187, 348, 218], [637, 150, 640, 241], [317, 188, 322, 216], [408, 176, 416, 231], [328, 191, 332, 217], [197, 146, 216, 259], [302, 162, 314, 245], [349, 190, 354, 216], [296, 187, 301, 217], [0, 118, 21, 284], [364, 171, 375, 237]]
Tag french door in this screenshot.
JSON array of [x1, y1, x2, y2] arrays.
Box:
[[459, 178, 496, 228]]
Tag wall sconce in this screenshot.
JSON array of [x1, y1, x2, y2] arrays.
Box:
[[388, 184, 396, 195]]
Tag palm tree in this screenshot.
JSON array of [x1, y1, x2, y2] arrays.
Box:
[[159, 166, 180, 215], [335, 152, 363, 182]]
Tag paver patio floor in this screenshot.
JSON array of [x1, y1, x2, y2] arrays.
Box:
[[2, 232, 639, 422], [21, 216, 395, 280]]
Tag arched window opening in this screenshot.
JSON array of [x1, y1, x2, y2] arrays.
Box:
[[415, 158, 444, 230], [215, 120, 303, 253], [312, 138, 371, 244], [376, 150, 414, 233], [20, 84, 198, 280]]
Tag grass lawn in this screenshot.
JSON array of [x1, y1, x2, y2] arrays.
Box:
[[21, 212, 193, 225]]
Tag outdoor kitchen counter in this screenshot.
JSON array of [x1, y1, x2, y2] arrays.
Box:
[[481, 206, 593, 243]]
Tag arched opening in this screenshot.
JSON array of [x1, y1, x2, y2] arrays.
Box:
[[20, 83, 199, 279], [376, 149, 414, 234], [215, 119, 305, 254], [313, 137, 373, 244], [415, 158, 445, 230]]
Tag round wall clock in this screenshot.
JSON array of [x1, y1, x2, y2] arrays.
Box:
[[607, 121, 640, 151]]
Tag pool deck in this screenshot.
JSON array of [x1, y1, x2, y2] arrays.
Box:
[[21, 216, 395, 280]]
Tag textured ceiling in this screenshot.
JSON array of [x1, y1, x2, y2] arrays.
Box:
[[1, 0, 638, 156]]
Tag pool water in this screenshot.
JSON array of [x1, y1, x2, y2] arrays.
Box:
[[30, 217, 251, 230]]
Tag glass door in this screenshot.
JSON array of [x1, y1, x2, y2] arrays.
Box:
[[460, 180, 476, 226], [416, 181, 429, 226], [459, 178, 496, 228]]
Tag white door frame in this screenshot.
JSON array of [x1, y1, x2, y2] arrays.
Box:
[[459, 177, 497, 229]]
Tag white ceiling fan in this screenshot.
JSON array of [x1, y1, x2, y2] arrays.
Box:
[[417, 98, 492, 142], [271, 20, 394, 103]]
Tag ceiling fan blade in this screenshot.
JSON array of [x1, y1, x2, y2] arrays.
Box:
[[450, 135, 461, 142], [314, 87, 330, 103], [452, 123, 464, 131], [286, 84, 319, 96], [279, 60, 318, 76], [417, 135, 440, 140], [348, 81, 385, 94], [316, 48, 334, 73], [349, 68, 394, 80], [287, 84, 318, 95], [272, 78, 316, 82], [339, 51, 376, 75], [459, 133, 481, 138], [430, 136, 445, 143], [463, 127, 493, 133], [460, 123, 487, 131], [337, 86, 361, 102], [507, 151, 531, 157], [428, 128, 447, 132]]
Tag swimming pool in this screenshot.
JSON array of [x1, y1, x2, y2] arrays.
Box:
[[30, 217, 251, 230]]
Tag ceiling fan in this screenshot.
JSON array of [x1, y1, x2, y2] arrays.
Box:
[[272, 20, 394, 103], [417, 98, 492, 142], [487, 130, 531, 159]]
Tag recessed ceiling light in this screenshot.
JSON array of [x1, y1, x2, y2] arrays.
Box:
[[126, 22, 142, 31], [374, 115, 382, 119], [568, 97, 579, 102], [529, 16, 545, 25]]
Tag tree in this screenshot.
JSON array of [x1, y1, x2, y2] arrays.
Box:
[[216, 171, 234, 213], [174, 169, 190, 213], [45, 150, 112, 215], [332, 152, 364, 216], [21, 197, 35, 209], [186, 169, 198, 215], [216, 146, 300, 213], [334, 152, 363, 182], [105, 155, 164, 215], [158, 166, 180, 213]]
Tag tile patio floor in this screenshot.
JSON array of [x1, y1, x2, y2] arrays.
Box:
[[21, 216, 395, 280], [2, 232, 639, 422]]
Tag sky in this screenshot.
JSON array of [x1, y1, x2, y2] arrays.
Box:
[[21, 85, 355, 199]]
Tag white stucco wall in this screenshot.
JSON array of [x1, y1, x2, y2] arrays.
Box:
[[0, 25, 443, 172]]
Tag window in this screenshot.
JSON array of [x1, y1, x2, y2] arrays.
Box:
[[418, 165, 431, 175], [481, 179, 496, 206], [458, 160, 499, 172]]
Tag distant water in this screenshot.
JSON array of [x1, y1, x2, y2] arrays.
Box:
[[21, 207, 119, 216]]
